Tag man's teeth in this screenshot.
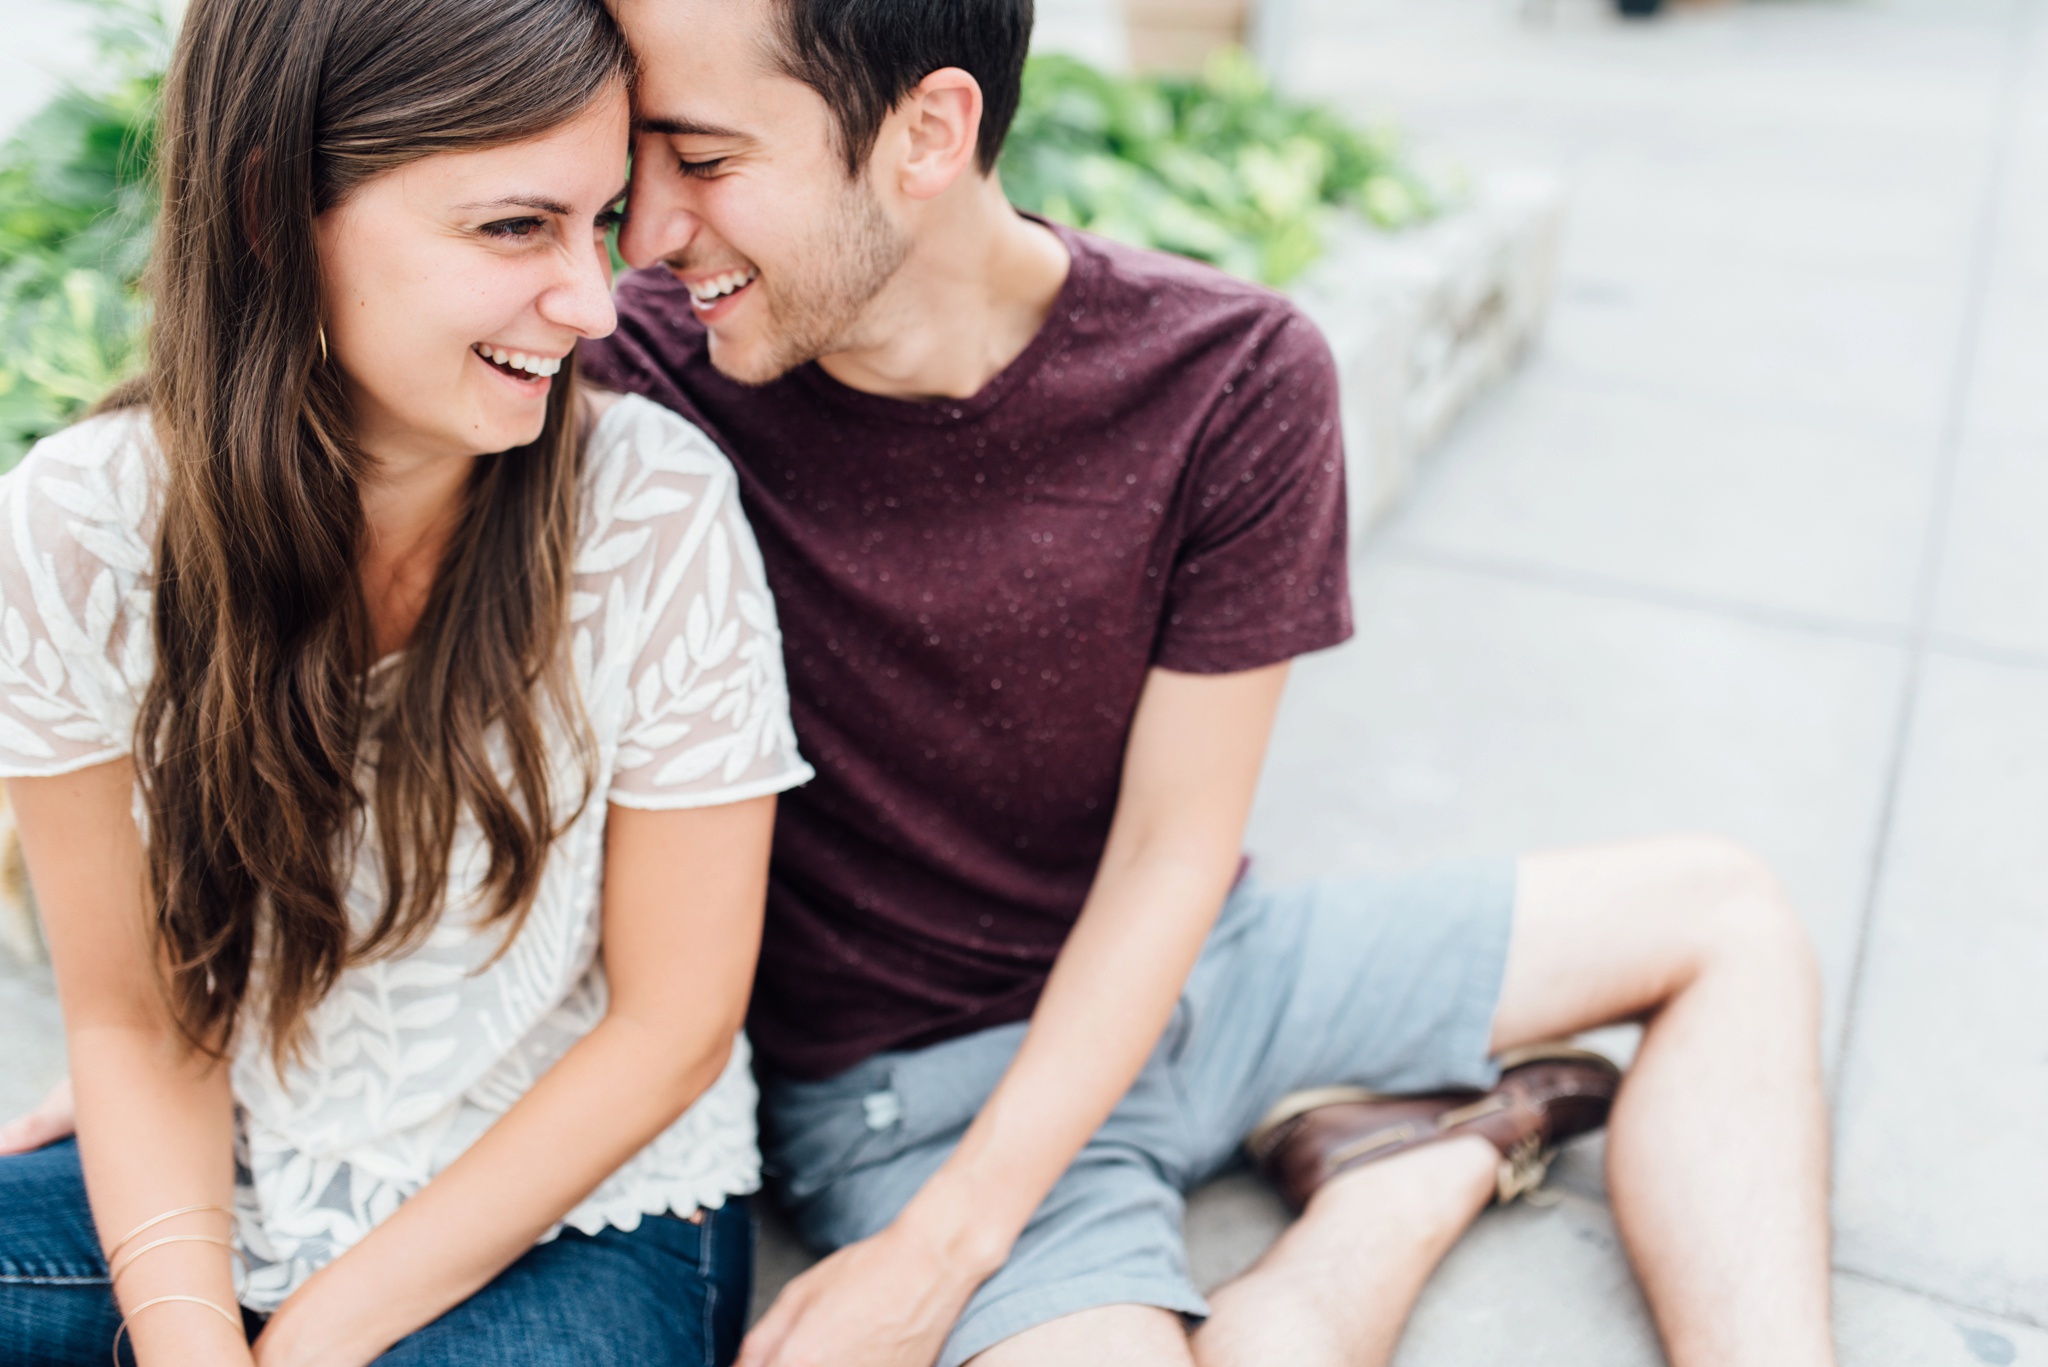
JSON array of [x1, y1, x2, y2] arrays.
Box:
[[472, 344, 562, 377], [688, 268, 757, 304]]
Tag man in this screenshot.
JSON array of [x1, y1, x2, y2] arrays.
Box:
[[3, 1, 1836, 1364], [587, 2, 1835, 1364]]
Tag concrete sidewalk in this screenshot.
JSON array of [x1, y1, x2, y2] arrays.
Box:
[[3, 0, 2044, 1361], [1233, 0, 2046, 1360]]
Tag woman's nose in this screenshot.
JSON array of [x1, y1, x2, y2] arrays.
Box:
[[545, 233, 620, 340]]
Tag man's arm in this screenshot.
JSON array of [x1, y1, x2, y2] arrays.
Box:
[[741, 661, 1291, 1367]]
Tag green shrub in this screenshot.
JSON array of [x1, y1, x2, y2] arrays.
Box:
[[0, 0, 164, 469], [1000, 49, 1444, 288]]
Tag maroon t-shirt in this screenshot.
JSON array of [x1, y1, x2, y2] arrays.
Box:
[[581, 223, 1352, 1080]]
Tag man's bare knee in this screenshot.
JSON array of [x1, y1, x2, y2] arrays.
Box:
[[969, 1305, 1193, 1367], [1668, 835, 1818, 993], [1679, 840, 1810, 959], [1498, 834, 1819, 1046]]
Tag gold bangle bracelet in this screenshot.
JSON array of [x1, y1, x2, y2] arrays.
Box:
[[111, 1293, 244, 1365], [109, 1233, 247, 1288], [104, 1204, 233, 1264]]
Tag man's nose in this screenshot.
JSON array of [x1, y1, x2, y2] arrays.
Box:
[[617, 161, 701, 271]]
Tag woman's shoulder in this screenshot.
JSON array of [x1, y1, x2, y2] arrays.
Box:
[[0, 407, 159, 571], [0, 408, 158, 775], [580, 390, 736, 487], [8, 406, 157, 483], [574, 391, 747, 572], [571, 390, 807, 806]]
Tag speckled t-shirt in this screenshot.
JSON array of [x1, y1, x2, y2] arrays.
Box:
[[582, 222, 1352, 1080]]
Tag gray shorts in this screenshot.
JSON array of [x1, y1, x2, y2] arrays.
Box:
[[760, 861, 1518, 1366]]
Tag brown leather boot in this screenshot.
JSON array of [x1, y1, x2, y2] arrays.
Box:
[[1244, 1044, 1623, 1211]]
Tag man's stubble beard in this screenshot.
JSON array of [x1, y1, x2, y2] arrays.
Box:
[[725, 175, 909, 387]]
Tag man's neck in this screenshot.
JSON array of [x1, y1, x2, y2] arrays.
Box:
[[815, 178, 1071, 402]]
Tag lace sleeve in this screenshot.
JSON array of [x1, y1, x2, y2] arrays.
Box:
[[586, 398, 813, 811], [0, 413, 154, 777]]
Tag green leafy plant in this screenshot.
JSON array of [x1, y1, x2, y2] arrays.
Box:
[[1000, 49, 1445, 289], [0, 0, 165, 469]]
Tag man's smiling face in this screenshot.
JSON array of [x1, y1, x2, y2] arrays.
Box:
[[611, 0, 909, 385]]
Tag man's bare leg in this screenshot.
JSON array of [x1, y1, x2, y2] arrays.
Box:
[[969, 1305, 1195, 1367], [962, 1142, 1497, 1367], [1198, 1134, 1496, 1365], [1193, 834, 1833, 1367]]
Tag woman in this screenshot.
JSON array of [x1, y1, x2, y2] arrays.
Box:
[[0, 0, 811, 1362]]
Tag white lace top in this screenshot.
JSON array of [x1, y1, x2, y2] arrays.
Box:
[[0, 395, 813, 1310]]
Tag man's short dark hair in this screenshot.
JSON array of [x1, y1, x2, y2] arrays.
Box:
[[770, 0, 1032, 177]]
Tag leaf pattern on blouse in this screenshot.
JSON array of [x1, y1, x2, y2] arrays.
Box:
[[0, 395, 812, 1310]]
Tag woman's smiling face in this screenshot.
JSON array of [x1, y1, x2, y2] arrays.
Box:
[[314, 86, 630, 465]]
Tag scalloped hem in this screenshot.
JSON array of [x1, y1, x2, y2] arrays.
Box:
[[551, 1171, 764, 1241], [606, 762, 815, 811]]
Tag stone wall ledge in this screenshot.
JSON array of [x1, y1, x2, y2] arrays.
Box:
[[1292, 169, 1566, 541]]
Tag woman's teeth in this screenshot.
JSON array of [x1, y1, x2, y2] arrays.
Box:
[[472, 344, 562, 377], [688, 268, 757, 305]]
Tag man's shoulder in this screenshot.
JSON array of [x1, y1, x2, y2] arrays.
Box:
[[580, 270, 726, 452], [582, 232, 1337, 442], [593, 268, 709, 379], [1051, 227, 1336, 404], [610, 266, 703, 335], [1060, 225, 1323, 350]]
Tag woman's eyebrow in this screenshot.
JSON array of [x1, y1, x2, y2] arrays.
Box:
[[458, 194, 576, 215]]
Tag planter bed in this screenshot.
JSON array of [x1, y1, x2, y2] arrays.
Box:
[[1291, 169, 1565, 541]]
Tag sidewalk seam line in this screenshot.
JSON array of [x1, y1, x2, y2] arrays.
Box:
[[1921, 632, 2048, 673], [1834, 1262, 2048, 1333], [1375, 543, 2048, 677], [1378, 541, 1912, 650], [1825, 0, 2036, 1112]]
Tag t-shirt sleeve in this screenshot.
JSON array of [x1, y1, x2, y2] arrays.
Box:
[[593, 401, 814, 810], [1154, 306, 1353, 673], [0, 418, 150, 776]]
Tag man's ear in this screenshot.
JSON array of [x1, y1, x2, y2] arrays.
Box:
[[895, 67, 984, 201]]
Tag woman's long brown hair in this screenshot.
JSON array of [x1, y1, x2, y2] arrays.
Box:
[[124, 0, 630, 1064]]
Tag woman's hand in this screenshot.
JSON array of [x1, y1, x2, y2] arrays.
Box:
[[0, 1075, 75, 1155], [250, 1278, 388, 1367]]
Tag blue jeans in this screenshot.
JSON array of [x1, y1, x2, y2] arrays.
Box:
[[0, 1140, 750, 1366]]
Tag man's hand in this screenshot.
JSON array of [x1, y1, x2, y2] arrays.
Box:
[[0, 1076, 75, 1155], [738, 1215, 991, 1367], [741, 664, 1289, 1365]]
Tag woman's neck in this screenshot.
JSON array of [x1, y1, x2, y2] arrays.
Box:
[[356, 447, 476, 658]]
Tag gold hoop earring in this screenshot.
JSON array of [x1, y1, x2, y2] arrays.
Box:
[[317, 324, 329, 364]]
